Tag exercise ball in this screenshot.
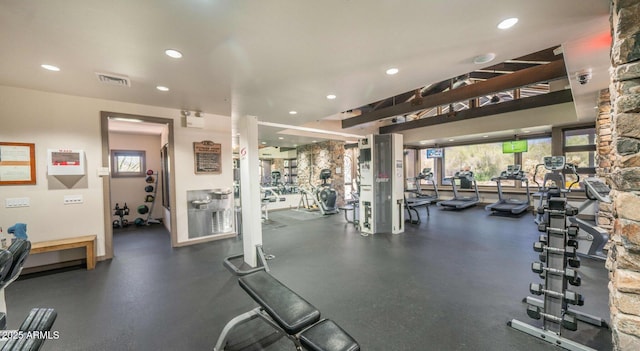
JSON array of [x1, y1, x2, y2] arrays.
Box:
[[146, 169, 154, 175], [145, 185, 154, 193], [145, 175, 155, 183], [137, 205, 149, 214], [134, 217, 145, 226]]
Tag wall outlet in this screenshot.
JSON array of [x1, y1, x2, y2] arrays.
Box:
[[64, 195, 84, 205], [5, 197, 30, 208]]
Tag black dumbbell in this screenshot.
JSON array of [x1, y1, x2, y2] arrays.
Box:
[[527, 305, 541, 320], [564, 290, 584, 306], [567, 257, 580, 268], [533, 241, 545, 252], [565, 246, 577, 258], [530, 283, 543, 296], [566, 205, 579, 216], [537, 223, 547, 233], [567, 239, 578, 249], [562, 313, 578, 331], [567, 225, 579, 237], [531, 262, 544, 274], [565, 268, 581, 286]]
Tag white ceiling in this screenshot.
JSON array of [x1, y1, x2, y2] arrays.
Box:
[[0, 0, 611, 147]]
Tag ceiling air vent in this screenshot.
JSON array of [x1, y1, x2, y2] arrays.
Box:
[[95, 72, 131, 87]]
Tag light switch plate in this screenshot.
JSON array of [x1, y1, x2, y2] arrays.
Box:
[[5, 197, 30, 208], [63, 195, 83, 205]]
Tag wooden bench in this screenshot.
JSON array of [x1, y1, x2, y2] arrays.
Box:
[[30, 235, 97, 270]]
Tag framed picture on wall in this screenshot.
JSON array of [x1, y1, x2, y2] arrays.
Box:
[[0, 142, 36, 185], [193, 140, 221, 174]]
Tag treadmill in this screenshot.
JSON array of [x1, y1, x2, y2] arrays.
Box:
[[406, 168, 439, 202], [485, 164, 530, 215], [438, 171, 479, 210]]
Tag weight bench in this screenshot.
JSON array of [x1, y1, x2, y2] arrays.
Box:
[[214, 271, 359, 351], [404, 195, 431, 224], [338, 201, 359, 225]]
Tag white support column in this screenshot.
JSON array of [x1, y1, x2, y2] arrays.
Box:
[[238, 115, 262, 267]]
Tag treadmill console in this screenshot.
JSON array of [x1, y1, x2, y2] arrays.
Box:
[[543, 156, 566, 171], [583, 177, 611, 203]]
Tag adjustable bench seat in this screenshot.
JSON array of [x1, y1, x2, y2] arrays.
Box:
[[239, 270, 321, 335], [299, 319, 360, 351], [215, 271, 359, 351]]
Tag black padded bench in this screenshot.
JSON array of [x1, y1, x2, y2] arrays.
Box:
[[214, 271, 359, 351], [404, 195, 432, 224]]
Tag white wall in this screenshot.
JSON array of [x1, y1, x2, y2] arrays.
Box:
[[0, 85, 232, 263], [108, 132, 163, 223]]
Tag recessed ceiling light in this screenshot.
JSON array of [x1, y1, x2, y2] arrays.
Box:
[[473, 53, 496, 65], [312, 140, 317, 143], [289, 111, 297, 115], [156, 86, 170, 91], [523, 130, 531, 133], [448, 139, 455, 142], [261, 141, 267, 145], [386, 68, 399, 75], [41, 64, 60, 72], [483, 135, 489, 138], [278, 137, 284, 140], [165, 49, 183, 58], [419, 141, 428, 145], [498, 17, 518, 30], [293, 144, 298, 147], [326, 94, 337, 100]]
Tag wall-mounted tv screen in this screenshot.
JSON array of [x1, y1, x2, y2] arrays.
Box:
[[502, 140, 528, 153], [426, 148, 443, 158]]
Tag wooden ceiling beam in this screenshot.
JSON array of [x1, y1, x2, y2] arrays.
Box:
[[379, 89, 573, 134], [341, 59, 566, 129]]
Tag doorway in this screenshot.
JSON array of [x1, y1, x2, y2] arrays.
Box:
[[100, 111, 178, 259]]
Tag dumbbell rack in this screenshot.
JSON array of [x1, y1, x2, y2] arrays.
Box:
[[508, 197, 599, 351], [145, 171, 160, 225]]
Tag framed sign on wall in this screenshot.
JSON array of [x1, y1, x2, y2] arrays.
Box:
[[0, 142, 36, 185], [193, 140, 221, 174]]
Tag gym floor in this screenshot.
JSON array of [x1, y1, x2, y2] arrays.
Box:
[[7, 206, 612, 351]]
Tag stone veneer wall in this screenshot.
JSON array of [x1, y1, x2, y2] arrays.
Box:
[[597, 89, 615, 233], [607, 1, 640, 349], [297, 140, 346, 207]]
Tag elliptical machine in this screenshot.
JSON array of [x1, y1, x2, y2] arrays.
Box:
[[316, 169, 338, 215], [532, 157, 575, 226], [568, 177, 611, 261]]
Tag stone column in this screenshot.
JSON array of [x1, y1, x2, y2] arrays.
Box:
[[296, 140, 346, 206], [596, 89, 614, 232], [607, 1, 640, 349]]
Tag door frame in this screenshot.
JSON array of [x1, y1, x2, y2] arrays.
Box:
[[100, 111, 178, 259]]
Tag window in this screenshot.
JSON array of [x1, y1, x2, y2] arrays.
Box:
[[563, 127, 596, 190], [111, 150, 146, 177], [521, 137, 552, 186], [443, 142, 513, 186]]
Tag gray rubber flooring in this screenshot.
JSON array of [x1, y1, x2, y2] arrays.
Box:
[[6, 206, 612, 350]]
